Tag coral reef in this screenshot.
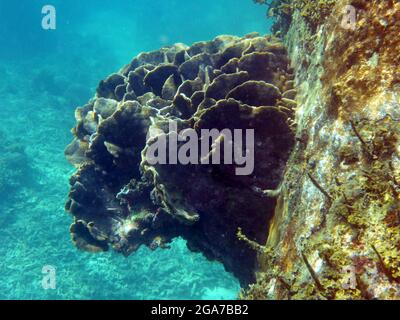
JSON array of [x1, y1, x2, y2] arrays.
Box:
[[0, 131, 30, 197], [64, 0, 400, 298], [244, 0, 400, 299], [0, 55, 239, 300], [65, 33, 296, 285]]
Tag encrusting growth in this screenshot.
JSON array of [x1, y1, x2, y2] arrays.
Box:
[[244, 0, 400, 300]]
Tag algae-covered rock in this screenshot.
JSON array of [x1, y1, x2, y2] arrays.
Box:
[[244, 0, 400, 300]]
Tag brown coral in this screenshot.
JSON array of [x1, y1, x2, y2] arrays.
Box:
[[65, 33, 296, 285]]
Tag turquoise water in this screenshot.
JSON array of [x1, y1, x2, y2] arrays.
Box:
[[0, 0, 271, 299]]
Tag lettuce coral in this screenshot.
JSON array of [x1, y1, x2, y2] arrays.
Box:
[[65, 33, 296, 285]]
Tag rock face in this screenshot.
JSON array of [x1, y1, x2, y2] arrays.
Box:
[[245, 0, 400, 299], [65, 34, 296, 285]]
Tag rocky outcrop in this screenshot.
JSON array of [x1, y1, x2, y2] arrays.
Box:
[[245, 0, 400, 299]]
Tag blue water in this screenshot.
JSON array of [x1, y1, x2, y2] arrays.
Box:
[[0, 0, 271, 299]]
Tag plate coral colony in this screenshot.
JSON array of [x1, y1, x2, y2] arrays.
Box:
[[64, 0, 400, 300]]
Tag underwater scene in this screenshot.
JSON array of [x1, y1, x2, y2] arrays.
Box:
[[1, 0, 400, 301], [0, 0, 269, 300]]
